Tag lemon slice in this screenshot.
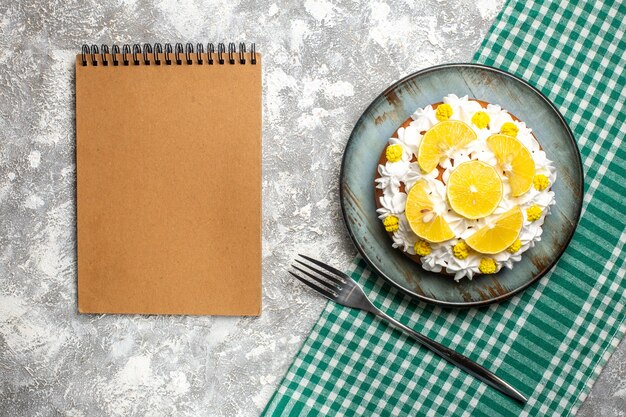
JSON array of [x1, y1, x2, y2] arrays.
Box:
[[417, 120, 477, 173], [405, 180, 455, 243], [465, 206, 523, 254], [447, 161, 503, 219], [486, 134, 535, 197]]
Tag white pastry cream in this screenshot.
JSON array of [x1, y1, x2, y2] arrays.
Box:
[[376, 94, 556, 281]]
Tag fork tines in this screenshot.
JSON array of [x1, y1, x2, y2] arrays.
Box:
[[289, 254, 345, 300]]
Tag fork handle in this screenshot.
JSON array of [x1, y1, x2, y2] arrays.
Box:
[[372, 309, 527, 403]]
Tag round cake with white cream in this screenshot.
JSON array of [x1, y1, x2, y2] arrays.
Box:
[[375, 94, 556, 281]]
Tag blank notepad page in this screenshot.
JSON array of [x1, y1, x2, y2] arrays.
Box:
[[75, 44, 262, 315]]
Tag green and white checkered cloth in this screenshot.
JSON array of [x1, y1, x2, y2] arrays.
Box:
[[263, 0, 626, 415]]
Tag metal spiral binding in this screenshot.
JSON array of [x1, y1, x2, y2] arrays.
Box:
[[238, 43, 246, 64], [185, 43, 193, 65], [90, 45, 99, 66], [122, 45, 131, 66], [81, 42, 257, 66], [81, 45, 89, 66], [207, 43, 215, 65], [164, 43, 173, 65], [101, 44, 109, 66], [228, 43, 236, 64], [132, 44, 141, 65], [196, 43, 204, 64], [111, 45, 120, 66], [142, 44, 152, 65], [153, 43, 163, 65], [217, 43, 225, 64], [174, 43, 183, 65]]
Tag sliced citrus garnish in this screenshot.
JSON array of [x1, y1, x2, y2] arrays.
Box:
[[486, 134, 535, 197], [446, 160, 503, 219], [465, 206, 523, 254], [405, 180, 455, 243], [417, 120, 477, 173]]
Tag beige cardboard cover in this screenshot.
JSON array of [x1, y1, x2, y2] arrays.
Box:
[[75, 53, 262, 315]]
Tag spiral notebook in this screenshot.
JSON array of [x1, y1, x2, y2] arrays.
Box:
[[75, 43, 262, 316]]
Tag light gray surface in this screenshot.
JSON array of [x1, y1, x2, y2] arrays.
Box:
[[0, 0, 623, 416]]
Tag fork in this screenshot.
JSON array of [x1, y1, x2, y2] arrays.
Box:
[[290, 254, 528, 404]]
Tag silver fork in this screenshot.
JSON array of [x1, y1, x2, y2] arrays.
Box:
[[290, 254, 527, 404]]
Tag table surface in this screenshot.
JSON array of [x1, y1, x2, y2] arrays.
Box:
[[0, 0, 623, 415]]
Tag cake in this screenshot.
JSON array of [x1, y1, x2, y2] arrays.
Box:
[[375, 94, 556, 281]]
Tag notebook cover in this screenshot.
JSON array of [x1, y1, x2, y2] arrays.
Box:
[[75, 53, 262, 315]]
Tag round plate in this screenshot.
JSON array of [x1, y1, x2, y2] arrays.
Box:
[[340, 63, 583, 308]]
